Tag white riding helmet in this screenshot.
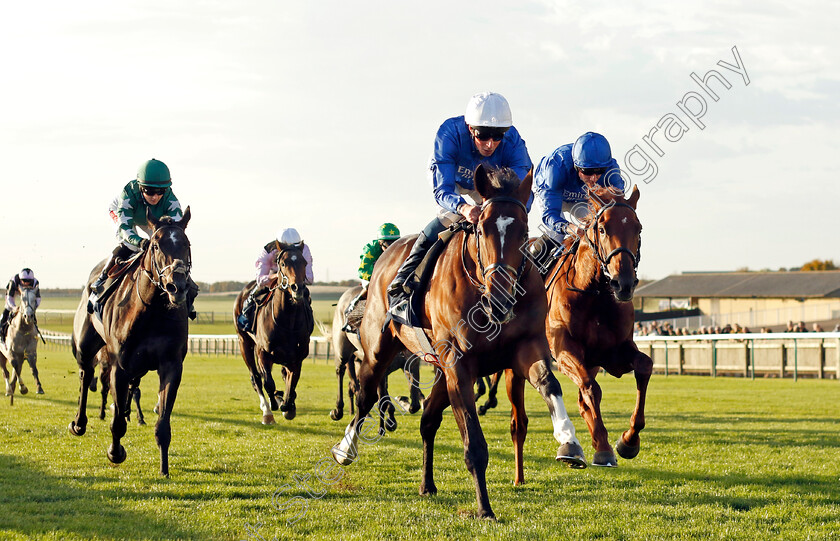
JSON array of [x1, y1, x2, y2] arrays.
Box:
[[19, 268, 35, 281], [276, 228, 302, 245], [464, 91, 512, 128]]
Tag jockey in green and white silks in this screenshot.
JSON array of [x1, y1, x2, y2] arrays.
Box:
[[88, 159, 196, 318]]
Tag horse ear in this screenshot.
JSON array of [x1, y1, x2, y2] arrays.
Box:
[[179, 206, 191, 229], [474, 164, 491, 199], [146, 207, 161, 229], [514, 168, 533, 205], [627, 185, 640, 209]]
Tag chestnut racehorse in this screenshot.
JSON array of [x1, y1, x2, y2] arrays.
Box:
[[332, 165, 584, 520], [233, 243, 314, 424], [70, 208, 192, 477], [544, 185, 652, 466]]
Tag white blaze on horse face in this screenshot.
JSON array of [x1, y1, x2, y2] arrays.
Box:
[[495, 215, 516, 250], [621, 217, 628, 224], [548, 393, 580, 446]]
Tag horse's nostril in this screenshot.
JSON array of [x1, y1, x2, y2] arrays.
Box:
[[609, 279, 620, 291], [166, 283, 178, 294]]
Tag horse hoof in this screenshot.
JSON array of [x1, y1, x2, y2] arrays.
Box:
[[556, 442, 587, 469], [137, 419, 146, 426], [36, 387, 44, 395], [68, 421, 86, 436], [262, 414, 276, 425], [283, 408, 296, 420], [592, 451, 618, 467], [409, 403, 421, 415], [107, 444, 127, 464], [477, 406, 487, 416], [329, 409, 343, 421], [19, 386, 28, 395], [615, 437, 640, 460], [479, 511, 497, 521], [419, 483, 437, 496]]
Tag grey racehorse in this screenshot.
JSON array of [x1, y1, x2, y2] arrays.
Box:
[[1, 287, 44, 404]]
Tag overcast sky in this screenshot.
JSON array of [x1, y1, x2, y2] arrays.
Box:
[[1, 1, 837, 288]]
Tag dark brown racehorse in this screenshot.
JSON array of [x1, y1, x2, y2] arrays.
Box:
[[70, 208, 192, 477], [332, 166, 585, 520], [233, 243, 314, 424], [544, 185, 652, 466]]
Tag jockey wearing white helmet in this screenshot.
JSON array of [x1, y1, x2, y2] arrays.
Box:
[[1, 268, 42, 341], [386, 91, 532, 304], [236, 228, 313, 333]]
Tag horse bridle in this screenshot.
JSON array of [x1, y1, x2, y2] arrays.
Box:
[[462, 195, 530, 293], [584, 201, 642, 280], [272, 245, 304, 291], [143, 225, 192, 292]]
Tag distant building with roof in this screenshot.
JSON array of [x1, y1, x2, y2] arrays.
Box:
[[635, 271, 840, 328]]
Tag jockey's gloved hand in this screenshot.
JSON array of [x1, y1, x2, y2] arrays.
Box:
[[139, 239, 150, 251]]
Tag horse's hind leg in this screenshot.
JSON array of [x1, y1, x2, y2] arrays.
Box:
[[614, 346, 653, 460], [419, 370, 448, 496], [478, 372, 501, 415], [13, 358, 27, 395], [506, 369, 528, 485], [1, 354, 10, 396], [70, 328, 102, 436], [474, 375, 486, 401], [155, 361, 183, 477], [330, 352, 348, 421], [132, 385, 146, 426]]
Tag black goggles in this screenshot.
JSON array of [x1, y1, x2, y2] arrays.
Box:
[[577, 167, 607, 176], [141, 187, 167, 196], [471, 127, 508, 142], [20, 279, 33, 287]]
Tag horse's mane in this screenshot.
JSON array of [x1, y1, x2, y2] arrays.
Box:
[[484, 167, 522, 197]]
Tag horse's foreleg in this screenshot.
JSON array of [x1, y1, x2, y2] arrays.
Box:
[[155, 362, 183, 477], [446, 363, 494, 520], [406, 356, 424, 414], [478, 372, 501, 415], [70, 356, 96, 435], [1, 355, 10, 396], [331, 345, 396, 467], [98, 366, 110, 421], [615, 347, 652, 460], [419, 371, 448, 496], [570, 369, 615, 467], [506, 369, 528, 485], [259, 356, 280, 411], [517, 343, 586, 469], [474, 375, 486, 401], [107, 367, 130, 466], [378, 373, 397, 432], [279, 361, 301, 420], [241, 339, 273, 425], [27, 351, 43, 394], [13, 357, 27, 395]]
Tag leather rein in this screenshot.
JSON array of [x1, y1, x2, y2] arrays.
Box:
[[461, 196, 530, 294]]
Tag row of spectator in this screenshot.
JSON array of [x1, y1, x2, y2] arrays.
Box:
[[634, 320, 840, 337]]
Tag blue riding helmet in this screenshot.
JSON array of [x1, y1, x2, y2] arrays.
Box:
[[572, 132, 613, 169]]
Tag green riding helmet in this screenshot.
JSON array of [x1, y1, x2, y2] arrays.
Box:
[[137, 158, 172, 188], [377, 223, 401, 240]]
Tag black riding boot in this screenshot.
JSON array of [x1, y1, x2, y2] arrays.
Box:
[[0, 308, 9, 342], [529, 233, 564, 277], [386, 217, 447, 298], [237, 286, 265, 333]]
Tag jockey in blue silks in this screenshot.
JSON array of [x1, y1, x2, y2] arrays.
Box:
[[531, 132, 626, 271], [386, 91, 533, 304]]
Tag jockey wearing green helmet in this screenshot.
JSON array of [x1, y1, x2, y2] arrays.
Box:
[[88, 158, 197, 319], [341, 223, 401, 332]]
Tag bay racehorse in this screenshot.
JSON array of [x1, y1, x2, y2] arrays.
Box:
[[330, 285, 423, 428], [332, 166, 585, 520], [1, 287, 43, 404], [70, 208, 192, 477], [233, 243, 314, 424], [543, 185, 652, 466]]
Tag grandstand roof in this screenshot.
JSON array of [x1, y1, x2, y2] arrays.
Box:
[[635, 271, 840, 299]]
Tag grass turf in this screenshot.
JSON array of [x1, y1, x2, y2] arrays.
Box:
[[0, 349, 838, 540]]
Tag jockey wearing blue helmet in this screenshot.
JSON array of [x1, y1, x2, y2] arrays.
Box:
[[531, 132, 625, 271]]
